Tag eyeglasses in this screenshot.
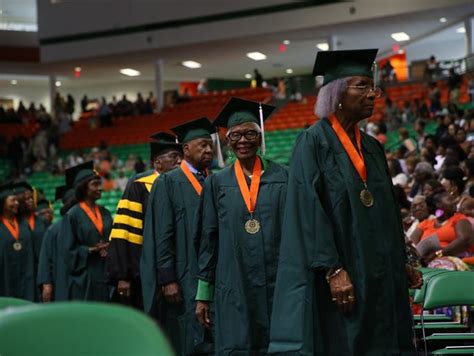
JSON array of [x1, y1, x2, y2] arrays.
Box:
[[347, 85, 382, 98], [227, 130, 260, 142], [157, 151, 182, 161]]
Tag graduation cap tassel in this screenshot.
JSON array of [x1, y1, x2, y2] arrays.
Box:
[[372, 61, 378, 90], [259, 103, 266, 156], [214, 129, 225, 168], [175, 136, 179, 144]]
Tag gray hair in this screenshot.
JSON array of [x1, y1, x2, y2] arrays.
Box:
[[226, 121, 261, 137], [315, 78, 349, 118]]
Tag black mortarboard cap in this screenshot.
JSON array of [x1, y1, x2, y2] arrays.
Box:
[[171, 117, 213, 144], [65, 161, 97, 187], [149, 131, 182, 160], [214, 97, 275, 129]]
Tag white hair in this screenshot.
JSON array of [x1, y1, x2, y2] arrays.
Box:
[[315, 78, 349, 118], [226, 121, 261, 137]]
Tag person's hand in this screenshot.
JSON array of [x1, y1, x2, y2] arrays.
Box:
[[195, 301, 211, 329], [97, 242, 109, 258], [406, 264, 423, 289], [328, 269, 356, 313], [88, 246, 100, 254], [162, 282, 183, 304], [42, 283, 53, 303], [117, 280, 131, 298], [421, 251, 437, 266]]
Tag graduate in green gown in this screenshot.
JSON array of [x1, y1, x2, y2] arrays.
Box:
[[106, 132, 182, 309], [37, 185, 75, 302], [35, 199, 54, 227], [61, 161, 113, 301], [195, 98, 288, 355], [15, 181, 47, 289], [141, 117, 214, 355], [268, 49, 422, 356], [0, 183, 36, 301]]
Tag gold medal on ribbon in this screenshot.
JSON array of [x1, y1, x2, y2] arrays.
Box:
[[360, 188, 374, 208], [13, 241, 22, 251], [245, 218, 261, 234]]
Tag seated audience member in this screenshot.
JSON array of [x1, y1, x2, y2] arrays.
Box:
[[409, 191, 474, 266], [441, 166, 468, 209], [405, 195, 432, 238], [388, 158, 408, 188], [398, 128, 417, 157], [409, 162, 434, 198]]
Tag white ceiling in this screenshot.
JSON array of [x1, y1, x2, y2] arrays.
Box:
[[0, 0, 37, 29], [0, 1, 471, 88]]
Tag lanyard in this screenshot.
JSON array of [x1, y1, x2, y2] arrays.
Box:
[[234, 157, 262, 214], [2, 217, 19, 240], [79, 202, 103, 236], [180, 161, 205, 196]]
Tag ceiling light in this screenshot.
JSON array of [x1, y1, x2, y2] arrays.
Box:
[[55, 81, 61, 87], [119, 68, 141, 77], [246, 52, 267, 61], [10, 80, 17, 85], [439, 17, 447, 23], [316, 43, 329, 51], [456, 27, 466, 34], [283, 40, 290, 45], [391, 32, 410, 42], [286, 68, 293, 74], [181, 60, 202, 69], [245, 73, 252, 79], [75, 67, 82, 72]]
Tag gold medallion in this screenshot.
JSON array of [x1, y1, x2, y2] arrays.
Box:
[[13, 241, 22, 251], [245, 219, 261, 234], [360, 188, 374, 208]]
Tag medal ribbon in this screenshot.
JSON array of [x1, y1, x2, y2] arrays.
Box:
[[234, 157, 262, 215], [2, 217, 20, 241], [329, 115, 367, 184], [27, 214, 35, 231], [79, 202, 103, 236], [180, 161, 205, 196]]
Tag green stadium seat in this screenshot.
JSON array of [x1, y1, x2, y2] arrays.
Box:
[[0, 302, 174, 356]]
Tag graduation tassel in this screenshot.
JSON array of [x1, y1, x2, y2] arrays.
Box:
[[213, 129, 225, 168], [259, 103, 266, 156], [372, 61, 378, 90], [175, 136, 179, 144]]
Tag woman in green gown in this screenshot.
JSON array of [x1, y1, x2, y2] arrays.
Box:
[[61, 162, 112, 301], [0, 183, 36, 301], [268, 49, 422, 356], [195, 98, 288, 355]]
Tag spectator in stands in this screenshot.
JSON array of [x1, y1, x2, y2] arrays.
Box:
[[447, 67, 462, 104], [389, 157, 408, 188], [99, 98, 112, 127], [134, 156, 146, 174], [65, 94, 75, 116], [0, 183, 36, 301], [17, 101, 27, 118], [144, 92, 154, 114], [414, 119, 427, 150], [135, 92, 146, 115], [61, 162, 112, 301], [428, 82, 442, 114], [102, 173, 115, 192], [398, 127, 417, 157], [441, 166, 468, 209], [115, 170, 128, 192], [405, 195, 432, 238], [465, 158, 474, 195], [197, 79, 208, 95], [385, 97, 401, 129], [109, 95, 118, 117], [54, 93, 65, 115], [424, 55, 438, 81], [410, 191, 473, 266], [410, 161, 435, 198], [117, 94, 133, 116], [254, 69, 263, 88], [80, 95, 89, 113]]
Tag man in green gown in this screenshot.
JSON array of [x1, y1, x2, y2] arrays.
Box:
[[37, 185, 75, 302], [106, 132, 182, 309], [141, 117, 214, 355], [268, 49, 421, 356], [195, 98, 288, 355], [0, 183, 36, 301]]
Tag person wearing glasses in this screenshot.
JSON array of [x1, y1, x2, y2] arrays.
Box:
[[195, 98, 288, 355], [268, 49, 422, 356], [106, 132, 182, 309]]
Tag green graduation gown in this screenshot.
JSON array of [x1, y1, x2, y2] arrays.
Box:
[[0, 219, 36, 301], [61, 204, 112, 301], [268, 119, 414, 356], [141, 165, 206, 355], [37, 220, 70, 301], [28, 214, 47, 267], [196, 159, 288, 355]]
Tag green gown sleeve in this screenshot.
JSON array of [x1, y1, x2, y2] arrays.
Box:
[[155, 174, 178, 285], [36, 224, 56, 286], [195, 175, 219, 300], [61, 211, 89, 274]]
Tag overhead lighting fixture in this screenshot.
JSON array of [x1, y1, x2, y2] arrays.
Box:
[[55, 81, 61, 87], [316, 43, 329, 51], [246, 52, 267, 61], [456, 27, 466, 34], [245, 73, 252, 79], [181, 60, 202, 69], [283, 40, 290, 45], [439, 17, 447, 23], [75, 67, 82, 72], [119, 68, 141, 77], [10, 80, 17, 85], [286, 68, 294, 74], [391, 32, 410, 42]]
